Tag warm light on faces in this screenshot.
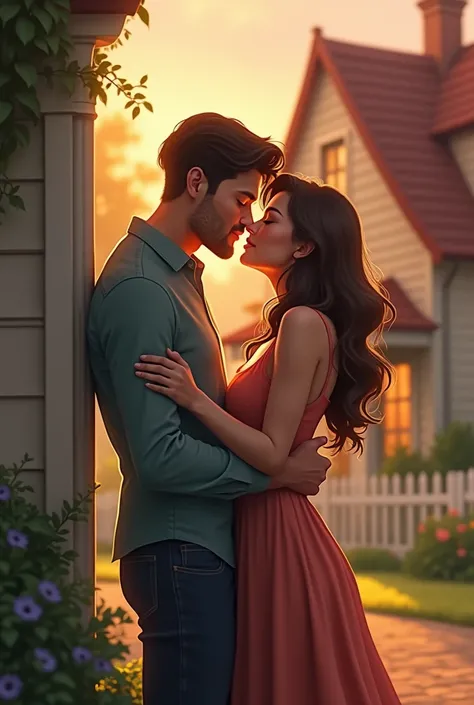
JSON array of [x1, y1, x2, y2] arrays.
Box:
[[189, 168, 262, 259], [241, 190, 313, 273]]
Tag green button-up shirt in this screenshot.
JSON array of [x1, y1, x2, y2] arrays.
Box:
[[87, 217, 269, 566]]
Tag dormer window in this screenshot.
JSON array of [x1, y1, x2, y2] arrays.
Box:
[[322, 140, 347, 193]]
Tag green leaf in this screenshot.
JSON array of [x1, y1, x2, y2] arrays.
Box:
[[34, 37, 50, 54], [15, 63, 37, 88], [0, 4, 21, 25], [44, 0, 59, 23], [52, 673, 75, 689], [16, 91, 40, 119], [46, 34, 60, 55], [0, 102, 13, 124], [34, 626, 49, 641], [1, 628, 18, 648], [15, 17, 35, 44], [32, 6, 53, 33], [60, 73, 77, 96], [97, 86, 107, 105], [0, 73, 9, 89], [13, 124, 30, 147], [137, 4, 150, 26], [0, 560, 9, 574]]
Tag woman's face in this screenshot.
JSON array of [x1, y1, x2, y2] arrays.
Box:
[[240, 191, 311, 274]]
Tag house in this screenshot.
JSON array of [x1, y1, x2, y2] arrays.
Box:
[[223, 0, 474, 478], [0, 0, 141, 580]]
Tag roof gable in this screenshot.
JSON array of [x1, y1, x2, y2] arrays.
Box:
[[286, 30, 474, 261], [222, 278, 436, 346]]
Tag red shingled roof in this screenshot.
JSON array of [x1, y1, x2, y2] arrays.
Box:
[[222, 278, 436, 345], [285, 30, 474, 261], [382, 277, 437, 331], [433, 44, 474, 134]]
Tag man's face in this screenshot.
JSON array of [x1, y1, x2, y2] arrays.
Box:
[[189, 169, 262, 259]]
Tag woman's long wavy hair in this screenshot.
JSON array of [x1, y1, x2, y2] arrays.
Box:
[[244, 174, 395, 455]]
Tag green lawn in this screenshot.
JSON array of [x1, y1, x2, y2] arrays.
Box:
[[357, 572, 474, 627], [96, 556, 474, 628]]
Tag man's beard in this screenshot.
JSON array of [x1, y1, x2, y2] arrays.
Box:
[[189, 195, 237, 259]]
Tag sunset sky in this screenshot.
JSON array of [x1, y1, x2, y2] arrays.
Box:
[[95, 0, 474, 331]]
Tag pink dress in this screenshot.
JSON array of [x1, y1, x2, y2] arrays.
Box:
[[225, 316, 402, 705]]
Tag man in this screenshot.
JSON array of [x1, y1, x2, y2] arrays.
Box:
[[87, 113, 331, 705]]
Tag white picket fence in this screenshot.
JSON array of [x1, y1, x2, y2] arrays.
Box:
[[312, 469, 474, 556], [97, 471, 474, 557]]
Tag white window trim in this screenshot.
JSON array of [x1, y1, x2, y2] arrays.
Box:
[[315, 128, 352, 196]]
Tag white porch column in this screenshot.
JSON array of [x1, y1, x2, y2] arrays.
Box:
[[40, 8, 135, 583], [0, 4, 140, 589]]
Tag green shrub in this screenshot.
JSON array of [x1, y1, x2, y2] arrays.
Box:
[[403, 510, 474, 581], [379, 446, 434, 477], [430, 421, 474, 472], [0, 455, 137, 704], [345, 547, 402, 573]]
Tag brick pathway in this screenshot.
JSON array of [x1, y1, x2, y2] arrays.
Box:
[[97, 582, 474, 704]]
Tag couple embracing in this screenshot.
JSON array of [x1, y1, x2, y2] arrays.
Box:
[[87, 113, 401, 705]]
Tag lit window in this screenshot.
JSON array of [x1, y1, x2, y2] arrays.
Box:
[[322, 140, 347, 193], [383, 363, 412, 456]]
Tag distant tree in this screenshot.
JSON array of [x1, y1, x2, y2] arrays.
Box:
[[95, 114, 161, 274]]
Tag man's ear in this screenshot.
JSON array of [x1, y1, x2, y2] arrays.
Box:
[[187, 167, 208, 200]]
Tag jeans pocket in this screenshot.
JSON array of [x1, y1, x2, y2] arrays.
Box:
[[174, 544, 226, 575], [119, 554, 158, 620]]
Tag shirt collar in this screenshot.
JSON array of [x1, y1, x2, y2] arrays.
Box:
[[128, 216, 191, 272]]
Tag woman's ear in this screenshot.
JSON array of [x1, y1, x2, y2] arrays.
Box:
[[293, 241, 315, 259]]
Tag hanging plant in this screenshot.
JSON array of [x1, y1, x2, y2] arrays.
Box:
[[0, 0, 153, 221]]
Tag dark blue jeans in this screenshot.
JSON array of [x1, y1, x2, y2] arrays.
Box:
[[120, 540, 236, 705]]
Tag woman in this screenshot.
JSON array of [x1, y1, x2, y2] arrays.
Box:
[[134, 174, 402, 704]]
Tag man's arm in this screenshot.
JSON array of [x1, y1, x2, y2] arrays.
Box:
[[95, 277, 270, 498]]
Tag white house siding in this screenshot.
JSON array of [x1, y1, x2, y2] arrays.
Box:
[[449, 127, 474, 195], [288, 69, 433, 317], [416, 348, 435, 454], [447, 261, 474, 423], [0, 123, 45, 506]]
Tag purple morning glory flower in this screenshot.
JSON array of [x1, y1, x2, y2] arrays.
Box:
[[34, 648, 57, 673], [38, 580, 61, 604], [13, 596, 42, 622], [0, 485, 11, 501], [94, 658, 113, 673], [6, 529, 28, 549], [0, 674, 23, 701], [72, 646, 92, 664]]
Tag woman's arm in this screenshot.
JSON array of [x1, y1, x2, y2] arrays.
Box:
[[135, 307, 330, 476]]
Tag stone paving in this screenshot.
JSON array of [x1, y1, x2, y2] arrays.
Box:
[[97, 581, 474, 705]]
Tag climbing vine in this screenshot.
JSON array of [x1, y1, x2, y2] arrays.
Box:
[[0, 0, 153, 220]]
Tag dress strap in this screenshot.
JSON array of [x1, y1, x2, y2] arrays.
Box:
[[313, 310, 337, 399]]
